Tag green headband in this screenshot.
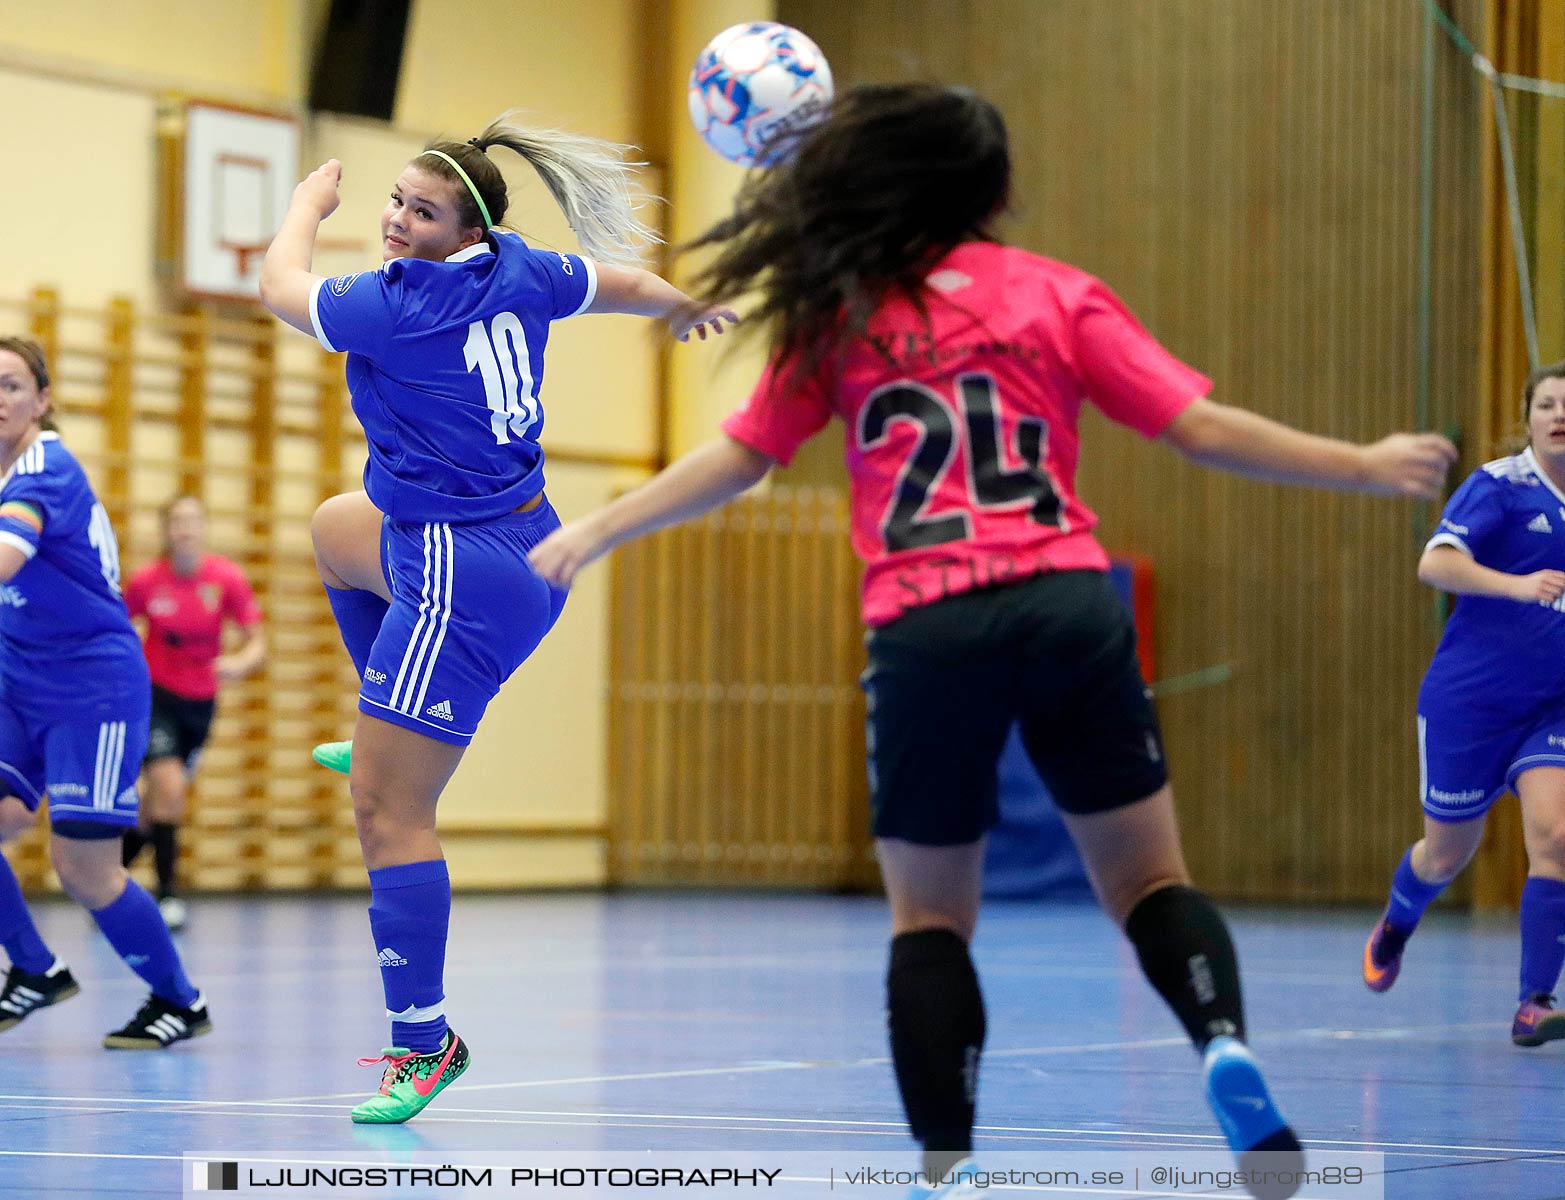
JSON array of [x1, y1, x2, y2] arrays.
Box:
[[420, 149, 493, 230]]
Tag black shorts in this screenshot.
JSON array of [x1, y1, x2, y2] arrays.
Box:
[[145, 685, 216, 772], [862, 569, 1168, 845]]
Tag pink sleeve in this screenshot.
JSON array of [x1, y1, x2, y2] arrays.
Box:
[[220, 560, 264, 626], [1071, 278, 1211, 437], [719, 354, 834, 467], [122, 566, 150, 618]]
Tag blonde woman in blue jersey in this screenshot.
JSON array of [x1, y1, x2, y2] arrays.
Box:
[[1364, 361, 1565, 1047], [0, 338, 210, 1050], [260, 112, 734, 1123]]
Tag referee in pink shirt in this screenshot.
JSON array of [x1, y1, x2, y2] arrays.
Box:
[[122, 496, 265, 930]]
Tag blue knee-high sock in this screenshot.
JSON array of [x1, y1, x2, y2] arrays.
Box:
[[0, 852, 53, 974], [367, 860, 450, 1053], [324, 585, 389, 681], [1384, 848, 1446, 932], [1518, 876, 1565, 1001], [92, 880, 198, 1006]]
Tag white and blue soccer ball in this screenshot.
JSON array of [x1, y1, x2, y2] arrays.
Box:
[[687, 21, 833, 167]]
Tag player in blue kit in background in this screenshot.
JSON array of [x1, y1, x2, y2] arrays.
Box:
[[1365, 361, 1565, 1046], [260, 112, 734, 1123], [0, 337, 210, 1049]]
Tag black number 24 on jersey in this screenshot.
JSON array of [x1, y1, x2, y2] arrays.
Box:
[[857, 373, 1063, 552]]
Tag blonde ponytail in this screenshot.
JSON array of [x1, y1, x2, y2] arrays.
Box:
[[475, 111, 660, 266]]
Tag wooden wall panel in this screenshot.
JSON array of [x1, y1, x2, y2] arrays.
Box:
[[607, 489, 873, 887], [1470, 0, 1565, 908], [0, 288, 364, 893], [1, 288, 624, 893], [777, 0, 1488, 901]]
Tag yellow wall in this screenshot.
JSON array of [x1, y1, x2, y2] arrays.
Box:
[[664, 0, 776, 457], [0, 0, 311, 100], [0, 0, 760, 888], [398, 0, 644, 143], [0, 68, 159, 301]]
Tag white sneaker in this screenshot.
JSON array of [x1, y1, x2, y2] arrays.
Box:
[[158, 896, 188, 932], [910, 1157, 982, 1199]]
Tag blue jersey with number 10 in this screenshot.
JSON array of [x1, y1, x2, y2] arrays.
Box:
[[309, 231, 598, 524]]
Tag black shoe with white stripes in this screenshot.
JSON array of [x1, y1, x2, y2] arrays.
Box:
[[0, 958, 81, 1031], [103, 991, 212, 1049]]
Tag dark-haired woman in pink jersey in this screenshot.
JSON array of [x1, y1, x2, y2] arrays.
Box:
[[529, 84, 1457, 1200], [122, 496, 265, 930]]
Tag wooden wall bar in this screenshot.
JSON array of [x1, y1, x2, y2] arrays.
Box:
[[606, 489, 874, 888], [1471, 0, 1565, 907], [768, 0, 1491, 902], [0, 287, 365, 893], [3, 285, 639, 892]]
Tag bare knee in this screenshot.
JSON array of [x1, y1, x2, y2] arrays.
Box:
[[143, 761, 187, 824], [350, 783, 397, 863], [1526, 821, 1565, 878], [49, 836, 125, 910], [311, 496, 356, 589], [878, 838, 985, 941], [1413, 834, 1479, 884], [0, 797, 35, 843], [349, 779, 439, 871]]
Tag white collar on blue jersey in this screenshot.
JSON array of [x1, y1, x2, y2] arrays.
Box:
[[446, 240, 494, 263], [1523, 446, 1565, 509], [0, 430, 58, 493]]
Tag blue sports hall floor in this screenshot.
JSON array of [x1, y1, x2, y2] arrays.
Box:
[[1, 892, 1560, 1199]]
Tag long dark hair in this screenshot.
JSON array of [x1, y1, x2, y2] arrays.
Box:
[[417, 111, 658, 266], [685, 83, 1011, 378]]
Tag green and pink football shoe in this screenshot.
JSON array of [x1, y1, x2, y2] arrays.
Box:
[[351, 1029, 470, 1123]]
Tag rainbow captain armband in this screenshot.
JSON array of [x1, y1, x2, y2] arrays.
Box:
[[0, 501, 43, 533]]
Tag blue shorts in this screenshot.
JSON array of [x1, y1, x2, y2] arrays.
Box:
[[0, 694, 150, 829], [359, 503, 569, 745], [1417, 701, 1565, 822]]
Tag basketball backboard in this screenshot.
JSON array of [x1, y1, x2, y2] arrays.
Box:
[[180, 101, 299, 301]]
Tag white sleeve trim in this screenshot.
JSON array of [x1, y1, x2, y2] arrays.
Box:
[[566, 257, 599, 317], [1423, 532, 1471, 556], [0, 531, 38, 560], [309, 277, 338, 352]]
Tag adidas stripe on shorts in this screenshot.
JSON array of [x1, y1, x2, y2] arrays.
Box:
[[358, 503, 569, 746], [0, 691, 150, 829]]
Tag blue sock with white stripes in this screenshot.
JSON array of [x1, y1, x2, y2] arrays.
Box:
[[367, 860, 450, 1053], [324, 584, 389, 680], [92, 879, 198, 1007], [0, 851, 54, 974], [1384, 848, 1446, 932], [1518, 876, 1565, 1001]]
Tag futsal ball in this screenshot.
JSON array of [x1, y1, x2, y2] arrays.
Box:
[[687, 21, 833, 167]]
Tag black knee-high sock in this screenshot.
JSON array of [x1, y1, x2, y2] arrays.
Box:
[[149, 823, 179, 900], [121, 828, 148, 868], [1124, 884, 1245, 1050], [887, 929, 986, 1175]]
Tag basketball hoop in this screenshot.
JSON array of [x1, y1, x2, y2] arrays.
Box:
[[222, 241, 269, 279], [220, 238, 370, 291]]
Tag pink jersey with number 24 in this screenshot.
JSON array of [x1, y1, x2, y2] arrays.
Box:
[[720, 242, 1211, 626]]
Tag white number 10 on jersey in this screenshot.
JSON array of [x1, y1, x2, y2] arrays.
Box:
[[463, 313, 540, 445]]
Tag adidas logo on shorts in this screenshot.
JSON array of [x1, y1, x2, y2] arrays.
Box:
[[1529, 512, 1553, 534], [425, 700, 454, 721], [377, 947, 408, 967]]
